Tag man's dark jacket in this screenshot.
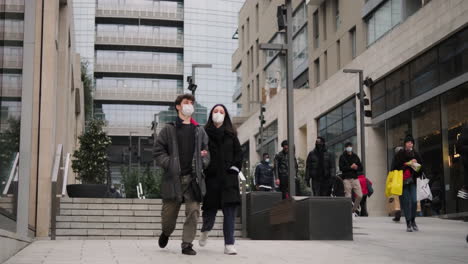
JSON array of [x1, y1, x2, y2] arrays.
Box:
[[153, 119, 210, 201], [339, 152, 363, 179]]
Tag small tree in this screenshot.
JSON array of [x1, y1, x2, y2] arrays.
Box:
[[72, 119, 111, 184], [0, 118, 20, 187]]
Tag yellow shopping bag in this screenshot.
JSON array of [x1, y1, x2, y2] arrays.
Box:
[[385, 170, 403, 197]]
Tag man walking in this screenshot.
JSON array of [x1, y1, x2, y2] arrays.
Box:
[[154, 94, 210, 255], [255, 153, 275, 191], [305, 137, 336, 196], [274, 140, 298, 199], [339, 142, 363, 217]]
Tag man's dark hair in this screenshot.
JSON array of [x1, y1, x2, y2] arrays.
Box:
[[281, 140, 288, 147], [345, 142, 353, 147], [263, 153, 269, 158], [174, 94, 195, 112], [316, 136, 325, 144]]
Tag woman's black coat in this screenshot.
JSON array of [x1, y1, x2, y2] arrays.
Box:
[[202, 126, 243, 210]]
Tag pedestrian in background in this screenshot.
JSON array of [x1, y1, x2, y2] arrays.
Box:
[[274, 140, 298, 199], [305, 137, 336, 196], [457, 123, 468, 200], [339, 142, 363, 218], [255, 153, 275, 191], [392, 135, 424, 232], [198, 104, 243, 255]]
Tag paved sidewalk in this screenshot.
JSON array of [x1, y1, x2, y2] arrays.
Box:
[[5, 217, 468, 264]]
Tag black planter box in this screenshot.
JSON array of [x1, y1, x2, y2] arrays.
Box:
[[246, 192, 282, 236], [249, 196, 353, 240], [66, 184, 108, 198]]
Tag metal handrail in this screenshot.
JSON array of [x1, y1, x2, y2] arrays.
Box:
[[239, 171, 247, 238], [61, 153, 71, 196], [50, 144, 63, 240], [2, 152, 19, 196]]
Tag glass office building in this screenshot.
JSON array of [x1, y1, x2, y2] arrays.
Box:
[[72, 0, 244, 184], [183, 0, 244, 117]]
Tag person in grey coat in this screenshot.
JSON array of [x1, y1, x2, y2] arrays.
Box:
[[154, 94, 210, 256]]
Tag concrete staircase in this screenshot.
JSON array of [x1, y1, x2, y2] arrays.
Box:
[[55, 198, 242, 240]]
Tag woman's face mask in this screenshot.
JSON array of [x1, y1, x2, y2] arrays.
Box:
[[212, 112, 225, 124], [346, 147, 353, 152]]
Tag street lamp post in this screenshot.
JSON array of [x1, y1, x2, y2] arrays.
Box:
[[343, 69, 366, 175], [259, 0, 296, 196], [188, 64, 213, 96]]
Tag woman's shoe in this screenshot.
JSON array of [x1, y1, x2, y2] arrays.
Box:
[[411, 221, 419, 232], [198, 231, 209, 247], [224, 245, 237, 255], [406, 222, 413, 232]]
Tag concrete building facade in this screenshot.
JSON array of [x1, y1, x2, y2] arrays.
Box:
[[0, 0, 85, 261], [233, 0, 468, 216]]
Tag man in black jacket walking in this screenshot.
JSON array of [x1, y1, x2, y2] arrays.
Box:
[[306, 137, 336, 196], [255, 153, 274, 191], [154, 94, 210, 255], [339, 142, 363, 215], [274, 140, 298, 199]]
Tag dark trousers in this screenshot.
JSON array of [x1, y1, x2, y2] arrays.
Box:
[[360, 195, 368, 216], [400, 183, 417, 223], [463, 157, 468, 186], [313, 180, 331, 196], [201, 206, 237, 245]]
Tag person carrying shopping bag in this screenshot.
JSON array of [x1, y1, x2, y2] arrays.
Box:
[[198, 104, 243, 255], [391, 135, 424, 232]]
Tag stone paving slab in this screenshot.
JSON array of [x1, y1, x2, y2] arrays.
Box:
[[5, 217, 468, 264]]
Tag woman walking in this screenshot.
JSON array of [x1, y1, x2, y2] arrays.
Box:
[[392, 135, 424, 232], [198, 104, 243, 255]]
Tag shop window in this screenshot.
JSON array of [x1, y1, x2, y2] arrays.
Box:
[[386, 65, 410, 110], [410, 49, 438, 97], [371, 80, 386, 117]]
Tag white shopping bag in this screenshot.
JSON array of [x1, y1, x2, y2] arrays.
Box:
[[417, 175, 432, 201]]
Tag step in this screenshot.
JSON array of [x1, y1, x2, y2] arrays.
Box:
[[56, 215, 241, 224], [55, 229, 242, 237], [56, 222, 242, 230], [60, 198, 163, 204], [55, 235, 246, 240]]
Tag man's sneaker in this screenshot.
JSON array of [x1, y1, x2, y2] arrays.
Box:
[[224, 245, 237, 255], [158, 233, 169, 248], [181, 243, 197, 256], [411, 221, 419, 232], [352, 212, 358, 221], [457, 187, 468, 200], [198, 231, 209, 247]]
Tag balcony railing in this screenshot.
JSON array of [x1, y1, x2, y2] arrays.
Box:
[[0, 86, 22, 98], [0, 31, 23, 41], [95, 34, 183, 48], [96, 6, 183, 21], [0, 0, 24, 13], [94, 88, 181, 103], [94, 62, 183, 75], [0, 56, 23, 69]]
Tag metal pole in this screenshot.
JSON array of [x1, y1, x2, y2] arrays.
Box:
[[260, 104, 264, 156], [129, 133, 132, 170], [358, 71, 366, 175], [138, 136, 141, 182], [285, 0, 296, 197], [191, 65, 195, 96]]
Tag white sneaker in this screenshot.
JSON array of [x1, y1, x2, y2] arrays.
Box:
[[458, 189, 468, 200], [353, 212, 358, 221], [224, 245, 237, 255], [198, 231, 209, 247]]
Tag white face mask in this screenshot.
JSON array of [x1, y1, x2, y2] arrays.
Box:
[[346, 147, 353, 152], [212, 112, 225, 124], [181, 104, 194, 117], [265, 158, 270, 163]]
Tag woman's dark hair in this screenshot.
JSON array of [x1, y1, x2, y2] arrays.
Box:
[[205, 104, 237, 136]]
